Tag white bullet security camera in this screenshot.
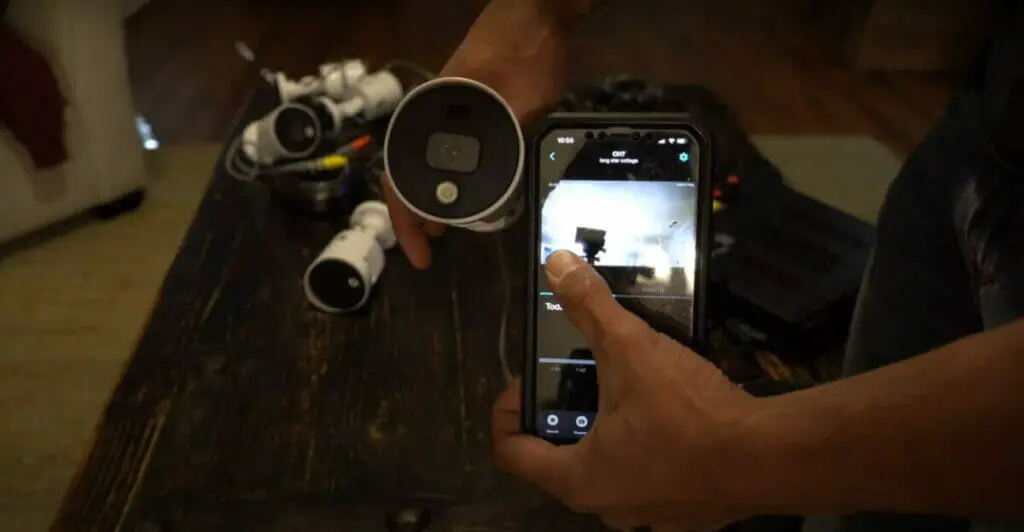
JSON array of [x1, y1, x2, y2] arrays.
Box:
[[319, 59, 369, 100], [241, 70, 404, 166], [274, 59, 369, 102], [241, 97, 341, 165], [383, 77, 525, 232], [303, 201, 397, 313]]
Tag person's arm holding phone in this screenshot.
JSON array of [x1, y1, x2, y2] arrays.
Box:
[[727, 314, 1024, 520], [385, 0, 1024, 528], [493, 251, 1024, 530]]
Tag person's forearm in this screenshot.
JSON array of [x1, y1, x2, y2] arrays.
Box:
[[727, 319, 1024, 520]]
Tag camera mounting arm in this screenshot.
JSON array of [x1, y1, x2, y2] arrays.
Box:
[[575, 226, 607, 265]]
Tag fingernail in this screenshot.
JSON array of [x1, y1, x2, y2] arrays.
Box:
[[545, 250, 583, 282]]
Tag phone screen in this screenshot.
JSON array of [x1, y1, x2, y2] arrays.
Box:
[[530, 127, 703, 441]]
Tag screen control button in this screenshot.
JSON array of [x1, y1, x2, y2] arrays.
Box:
[[575, 415, 589, 428], [546, 414, 560, 427]]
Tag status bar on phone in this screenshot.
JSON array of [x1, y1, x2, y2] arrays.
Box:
[[539, 358, 597, 365], [539, 291, 688, 301]]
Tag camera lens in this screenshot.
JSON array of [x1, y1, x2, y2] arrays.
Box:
[[631, 132, 641, 141], [426, 132, 481, 174], [597, 131, 607, 141], [274, 105, 319, 155]]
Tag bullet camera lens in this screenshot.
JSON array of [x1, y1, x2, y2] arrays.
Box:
[[274, 104, 319, 155], [306, 259, 367, 311], [425, 132, 481, 174]]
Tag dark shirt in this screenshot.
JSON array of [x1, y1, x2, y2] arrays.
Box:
[[976, 1, 1024, 167]]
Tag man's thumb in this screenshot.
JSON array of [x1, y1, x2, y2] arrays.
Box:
[[545, 250, 652, 353]]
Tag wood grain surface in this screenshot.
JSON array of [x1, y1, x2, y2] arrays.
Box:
[[53, 86, 615, 530]]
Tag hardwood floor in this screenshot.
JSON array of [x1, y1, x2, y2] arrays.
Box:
[[125, 0, 959, 156]]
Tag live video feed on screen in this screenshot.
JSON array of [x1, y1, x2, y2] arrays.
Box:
[[533, 129, 698, 440]]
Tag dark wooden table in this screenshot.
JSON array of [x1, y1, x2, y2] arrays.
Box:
[[51, 88, 603, 531], [52, 88, 818, 532]]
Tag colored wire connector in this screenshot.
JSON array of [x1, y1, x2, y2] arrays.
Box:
[[263, 135, 373, 174]]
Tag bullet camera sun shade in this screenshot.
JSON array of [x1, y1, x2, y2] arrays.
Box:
[[383, 77, 525, 232], [303, 201, 397, 313]]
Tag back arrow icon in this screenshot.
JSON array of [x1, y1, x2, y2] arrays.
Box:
[[549, 152, 556, 161]]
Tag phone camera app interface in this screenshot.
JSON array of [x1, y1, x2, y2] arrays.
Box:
[[534, 128, 698, 440]]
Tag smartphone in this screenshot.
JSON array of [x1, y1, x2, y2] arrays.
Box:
[[522, 113, 713, 444]]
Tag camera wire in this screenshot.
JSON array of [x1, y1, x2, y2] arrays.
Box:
[[496, 241, 514, 385], [225, 58, 433, 184], [382, 59, 437, 84], [224, 134, 262, 182], [498, 295, 513, 385], [363, 150, 386, 199]]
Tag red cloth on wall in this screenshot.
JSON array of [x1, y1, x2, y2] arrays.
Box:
[[0, 23, 68, 169]]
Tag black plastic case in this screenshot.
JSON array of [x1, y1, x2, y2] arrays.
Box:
[[521, 113, 714, 442]]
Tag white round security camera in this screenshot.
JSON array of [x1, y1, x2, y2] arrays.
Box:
[[383, 77, 525, 232], [303, 201, 397, 313], [320, 59, 368, 100], [241, 101, 326, 165]]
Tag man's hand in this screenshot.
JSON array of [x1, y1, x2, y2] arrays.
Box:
[[492, 250, 758, 530], [382, 0, 574, 269]]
